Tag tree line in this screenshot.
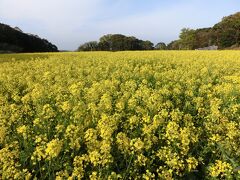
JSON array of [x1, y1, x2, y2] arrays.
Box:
[[168, 12, 240, 50], [0, 23, 58, 53], [78, 34, 156, 51], [78, 12, 240, 51]]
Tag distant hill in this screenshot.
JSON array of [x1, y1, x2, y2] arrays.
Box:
[[168, 12, 240, 50], [0, 23, 58, 53]]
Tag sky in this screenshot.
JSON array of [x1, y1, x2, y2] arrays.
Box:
[[0, 0, 240, 50]]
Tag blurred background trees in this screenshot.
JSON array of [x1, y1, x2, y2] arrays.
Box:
[[78, 34, 154, 51], [78, 12, 240, 51], [0, 23, 58, 53]]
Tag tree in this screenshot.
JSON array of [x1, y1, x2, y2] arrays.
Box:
[[155, 42, 167, 50], [167, 40, 181, 50], [111, 34, 127, 51], [169, 12, 240, 50], [195, 28, 213, 48], [98, 34, 113, 51], [0, 23, 58, 53], [179, 28, 197, 50], [139, 40, 154, 50], [212, 12, 240, 48], [97, 34, 154, 51], [78, 41, 98, 51]]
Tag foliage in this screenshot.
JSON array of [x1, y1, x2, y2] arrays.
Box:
[[212, 12, 240, 48], [171, 12, 240, 50], [0, 51, 240, 179], [195, 28, 213, 48], [155, 42, 167, 50], [179, 28, 197, 50], [0, 23, 58, 53], [78, 34, 154, 51], [78, 41, 99, 51], [167, 40, 181, 50]]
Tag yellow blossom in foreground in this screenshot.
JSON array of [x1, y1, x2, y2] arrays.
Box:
[[131, 138, 144, 152], [186, 157, 198, 172], [1, 51, 240, 179], [0, 126, 7, 143], [209, 160, 233, 178], [17, 125, 28, 139], [45, 139, 63, 159]]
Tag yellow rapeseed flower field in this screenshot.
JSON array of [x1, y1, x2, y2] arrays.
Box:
[[0, 51, 240, 179]]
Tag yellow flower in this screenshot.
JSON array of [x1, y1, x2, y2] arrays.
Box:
[[33, 118, 41, 126], [17, 125, 28, 139], [89, 171, 99, 180], [142, 170, 155, 180], [210, 134, 221, 142], [42, 104, 56, 119], [166, 121, 179, 141], [186, 157, 198, 171], [116, 132, 130, 153], [71, 155, 88, 179], [61, 101, 71, 113], [89, 151, 101, 166], [45, 139, 63, 159], [209, 160, 233, 178], [65, 124, 82, 150], [0, 126, 7, 144], [131, 138, 144, 152], [136, 154, 148, 166]]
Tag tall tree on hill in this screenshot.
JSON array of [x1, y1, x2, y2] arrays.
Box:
[[168, 12, 240, 50], [195, 28, 213, 48], [212, 12, 240, 48], [0, 23, 58, 53]]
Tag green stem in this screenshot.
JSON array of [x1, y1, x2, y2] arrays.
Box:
[[123, 153, 134, 180]]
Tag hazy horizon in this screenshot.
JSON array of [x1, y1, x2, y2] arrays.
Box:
[[1, 0, 239, 50]]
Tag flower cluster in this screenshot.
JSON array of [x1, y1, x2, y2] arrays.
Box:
[[0, 51, 240, 179]]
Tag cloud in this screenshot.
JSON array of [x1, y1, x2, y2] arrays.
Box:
[[83, 0, 239, 45], [0, 0, 102, 22], [77, 1, 216, 44], [0, 0, 239, 50], [0, 0, 104, 49]]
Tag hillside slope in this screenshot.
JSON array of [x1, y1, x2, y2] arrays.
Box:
[[0, 23, 58, 53]]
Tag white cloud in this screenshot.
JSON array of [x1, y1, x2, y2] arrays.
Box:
[[86, 0, 238, 45], [0, 0, 102, 22], [0, 0, 104, 49], [81, 1, 215, 44], [0, 0, 239, 50]]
